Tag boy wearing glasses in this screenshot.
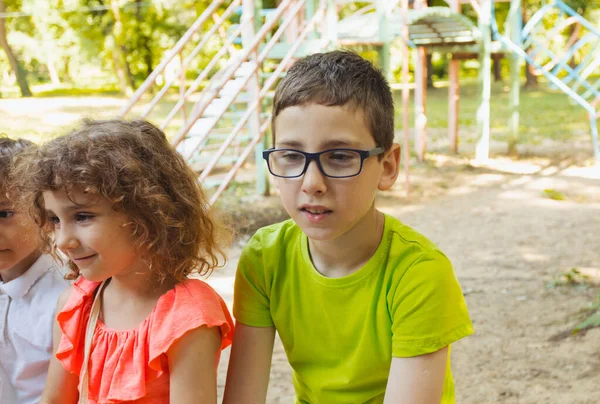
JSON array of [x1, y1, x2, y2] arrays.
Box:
[[224, 51, 473, 404]]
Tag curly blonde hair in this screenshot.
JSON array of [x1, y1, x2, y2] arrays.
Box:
[[1, 134, 34, 195], [11, 119, 230, 282]]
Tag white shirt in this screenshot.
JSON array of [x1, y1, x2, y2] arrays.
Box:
[[0, 254, 69, 404]]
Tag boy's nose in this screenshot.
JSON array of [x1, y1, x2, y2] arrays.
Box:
[[301, 160, 327, 195]]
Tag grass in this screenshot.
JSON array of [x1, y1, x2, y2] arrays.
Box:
[[392, 79, 593, 146]]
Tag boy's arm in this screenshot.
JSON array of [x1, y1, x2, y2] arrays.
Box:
[[223, 323, 276, 404], [383, 346, 448, 404], [40, 287, 79, 404]]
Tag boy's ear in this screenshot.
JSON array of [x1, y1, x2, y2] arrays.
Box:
[[378, 144, 401, 191]]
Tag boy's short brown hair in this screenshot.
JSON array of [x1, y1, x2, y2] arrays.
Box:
[[0, 135, 34, 194], [272, 50, 395, 151]]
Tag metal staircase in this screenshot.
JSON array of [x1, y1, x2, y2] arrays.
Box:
[[491, 0, 600, 160], [120, 0, 328, 205]]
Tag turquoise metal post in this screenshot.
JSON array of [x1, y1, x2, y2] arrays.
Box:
[[505, 0, 522, 154], [245, 0, 269, 196], [476, 0, 492, 161], [306, 0, 317, 39], [448, 0, 461, 154], [591, 113, 600, 161], [376, 0, 391, 77], [326, 0, 337, 49]]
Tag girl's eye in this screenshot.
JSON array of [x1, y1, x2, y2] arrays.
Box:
[[48, 216, 60, 225], [75, 214, 94, 223], [0, 210, 15, 219]]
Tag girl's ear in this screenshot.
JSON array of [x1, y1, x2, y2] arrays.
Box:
[[378, 144, 401, 191]]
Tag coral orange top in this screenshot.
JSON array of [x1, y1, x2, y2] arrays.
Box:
[[56, 277, 234, 403]]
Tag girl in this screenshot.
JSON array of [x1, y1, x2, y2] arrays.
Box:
[[13, 119, 234, 403]]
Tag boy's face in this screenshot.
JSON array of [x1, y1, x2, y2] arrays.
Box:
[[272, 104, 400, 242], [0, 194, 41, 282]]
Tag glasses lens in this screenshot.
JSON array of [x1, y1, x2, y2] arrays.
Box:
[[268, 150, 306, 177], [320, 150, 361, 177]]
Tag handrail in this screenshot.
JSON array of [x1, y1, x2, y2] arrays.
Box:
[[139, 0, 243, 119], [199, 0, 318, 180], [159, 18, 250, 130], [184, 0, 309, 161], [171, 0, 296, 147], [119, 0, 227, 116]]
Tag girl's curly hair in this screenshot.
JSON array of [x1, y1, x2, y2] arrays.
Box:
[[11, 119, 230, 282], [1, 134, 34, 194]]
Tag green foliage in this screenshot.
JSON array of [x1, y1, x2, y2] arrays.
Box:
[[573, 293, 600, 334], [1, 0, 224, 94], [574, 310, 600, 333], [543, 189, 566, 201], [547, 268, 591, 289]]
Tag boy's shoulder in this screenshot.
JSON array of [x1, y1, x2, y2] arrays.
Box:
[[384, 214, 441, 252], [248, 218, 301, 247], [382, 214, 450, 267]]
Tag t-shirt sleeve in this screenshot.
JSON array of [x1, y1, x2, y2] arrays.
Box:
[[233, 232, 274, 327], [390, 251, 474, 357]]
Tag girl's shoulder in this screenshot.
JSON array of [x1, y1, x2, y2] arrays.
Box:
[[150, 278, 234, 351], [57, 277, 100, 320], [54, 277, 234, 402], [159, 278, 229, 315]]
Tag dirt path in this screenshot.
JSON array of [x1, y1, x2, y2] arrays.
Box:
[[211, 157, 600, 403]]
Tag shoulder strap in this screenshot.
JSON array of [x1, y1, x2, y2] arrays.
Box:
[[78, 279, 108, 404]]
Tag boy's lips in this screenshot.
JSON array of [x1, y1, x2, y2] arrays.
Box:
[[300, 205, 332, 223]]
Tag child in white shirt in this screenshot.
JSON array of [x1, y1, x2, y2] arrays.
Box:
[[0, 135, 69, 404]]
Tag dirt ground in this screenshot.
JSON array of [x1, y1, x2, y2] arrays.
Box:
[[208, 153, 600, 403]]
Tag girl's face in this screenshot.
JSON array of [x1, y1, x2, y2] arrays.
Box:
[[0, 195, 40, 282], [42, 189, 147, 282]]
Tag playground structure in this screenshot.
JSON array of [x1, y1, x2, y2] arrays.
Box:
[[119, 0, 600, 205]]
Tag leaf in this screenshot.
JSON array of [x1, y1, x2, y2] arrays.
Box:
[[573, 311, 600, 333], [543, 189, 566, 201]]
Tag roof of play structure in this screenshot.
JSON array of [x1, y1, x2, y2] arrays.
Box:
[[337, 7, 480, 47]]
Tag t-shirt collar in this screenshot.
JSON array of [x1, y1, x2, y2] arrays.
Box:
[[0, 254, 55, 299]]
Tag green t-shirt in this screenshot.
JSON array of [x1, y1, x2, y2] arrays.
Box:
[[234, 214, 473, 403]]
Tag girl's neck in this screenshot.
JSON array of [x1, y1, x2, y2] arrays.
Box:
[[105, 260, 176, 300], [307, 208, 384, 278], [98, 262, 177, 331]]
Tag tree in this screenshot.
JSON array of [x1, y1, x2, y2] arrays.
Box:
[[0, 0, 32, 96], [522, 0, 539, 89]]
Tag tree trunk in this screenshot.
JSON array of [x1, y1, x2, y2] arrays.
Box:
[[0, 0, 32, 97], [426, 53, 434, 88], [47, 52, 61, 86], [493, 55, 503, 82], [567, 23, 581, 69], [110, 0, 135, 94], [136, 0, 153, 78]]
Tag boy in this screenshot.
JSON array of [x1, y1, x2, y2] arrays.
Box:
[[0, 135, 69, 404], [224, 51, 473, 403]]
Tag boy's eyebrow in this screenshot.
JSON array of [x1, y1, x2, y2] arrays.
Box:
[[276, 140, 303, 148], [321, 139, 364, 149], [276, 139, 364, 149]]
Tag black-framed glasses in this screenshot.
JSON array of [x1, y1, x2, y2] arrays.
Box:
[[262, 147, 384, 178]]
